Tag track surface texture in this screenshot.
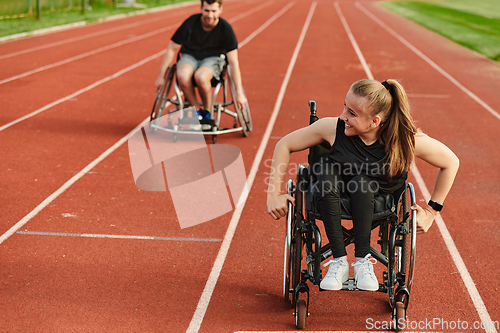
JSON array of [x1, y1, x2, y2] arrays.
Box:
[[1, 0, 499, 332]]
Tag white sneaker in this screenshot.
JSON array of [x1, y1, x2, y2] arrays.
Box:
[[320, 258, 349, 290], [352, 254, 379, 291]]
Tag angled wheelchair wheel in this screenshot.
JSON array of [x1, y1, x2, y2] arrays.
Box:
[[150, 64, 176, 125], [388, 183, 417, 312], [227, 65, 252, 136]]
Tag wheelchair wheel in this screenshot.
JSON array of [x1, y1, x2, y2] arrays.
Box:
[[150, 64, 176, 124], [227, 65, 252, 136], [283, 236, 291, 302], [290, 166, 308, 308], [283, 175, 305, 309], [295, 299, 307, 329], [283, 181, 293, 303], [388, 183, 417, 310], [285, 188, 303, 308], [393, 301, 406, 332]]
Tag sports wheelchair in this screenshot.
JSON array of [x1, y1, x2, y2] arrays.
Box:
[[283, 101, 417, 331], [149, 54, 252, 143]]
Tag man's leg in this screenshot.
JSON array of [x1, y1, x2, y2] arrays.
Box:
[[176, 63, 198, 109], [193, 66, 214, 111], [195, 56, 225, 111]]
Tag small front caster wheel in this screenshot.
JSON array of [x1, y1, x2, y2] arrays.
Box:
[[296, 299, 307, 329], [394, 301, 406, 332]]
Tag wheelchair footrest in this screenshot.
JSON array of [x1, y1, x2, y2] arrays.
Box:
[[178, 116, 201, 125], [175, 117, 216, 131], [342, 278, 358, 291], [318, 278, 386, 292], [200, 118, 216, 126]]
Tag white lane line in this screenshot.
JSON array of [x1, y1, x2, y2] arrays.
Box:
[[411, 167, 498, 333], [0, 2, 270, 133], [228, 1, 274, 24], [0, 117, 149, 245], [236, 1, 292, 49], [334, 1, 373, 79], [0, 22, 87, 44], [16, 231, 222, 242], [0, 50, 164, 133], [336, 2, 497, 333], [186, 2, 313, 333], [355, 1, 500, 122], [407, 94, 451, 98]]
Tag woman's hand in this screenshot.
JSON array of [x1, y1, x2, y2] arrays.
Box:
[[267, 192, 295, 220], [411, 204, 438, 233]]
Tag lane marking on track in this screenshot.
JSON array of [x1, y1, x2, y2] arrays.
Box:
[[186, 2, 312, 333], [0, 51, 164, 133], [0, 116, 149, 245], [334, 2, 373, 79], [411, 167, 498, 333], [0, 2, 271, 133], [228, 1, 274, 24], [355, 2, 500, 122], [16, 231, 222, 242], [407, 94, 451, 98], [336, 2, 497, 333]]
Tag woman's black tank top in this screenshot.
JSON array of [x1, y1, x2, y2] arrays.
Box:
[[327, 119, 407, 192]]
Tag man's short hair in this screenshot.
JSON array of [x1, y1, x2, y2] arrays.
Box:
[[201, 0, 223, 5]]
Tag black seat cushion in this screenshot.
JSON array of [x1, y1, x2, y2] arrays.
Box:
[[306, 180, 396, 221]]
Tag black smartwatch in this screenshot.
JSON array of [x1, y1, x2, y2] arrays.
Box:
[[428, 200, 443, 212]]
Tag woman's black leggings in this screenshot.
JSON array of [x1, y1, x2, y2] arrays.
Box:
[[316, 163, 380, 258]]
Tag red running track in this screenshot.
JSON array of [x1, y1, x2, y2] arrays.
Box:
[[1, 0, 499, 332]]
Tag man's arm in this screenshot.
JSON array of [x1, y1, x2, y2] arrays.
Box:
[[226, 49, 247, 110], [155, 41, 182, 90]]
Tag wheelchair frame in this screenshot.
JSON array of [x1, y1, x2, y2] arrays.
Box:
[[149, 57, 252, 143], [283, 101, 417, 331]]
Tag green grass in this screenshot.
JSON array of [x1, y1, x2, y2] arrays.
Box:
[[380, 0, 500, 61], [0, 0, 193, 38]]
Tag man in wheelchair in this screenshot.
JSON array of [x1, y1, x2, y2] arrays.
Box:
[[154, 0, 246, 121], [267, 79, 459, 292]]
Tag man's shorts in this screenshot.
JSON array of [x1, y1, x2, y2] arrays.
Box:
[[177, 54, 226, 80]]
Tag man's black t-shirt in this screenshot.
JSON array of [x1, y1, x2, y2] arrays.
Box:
[[171, 14, 238, 60]]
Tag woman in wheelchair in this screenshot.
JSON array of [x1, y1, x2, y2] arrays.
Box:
[[267, 79, 459, 292]]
